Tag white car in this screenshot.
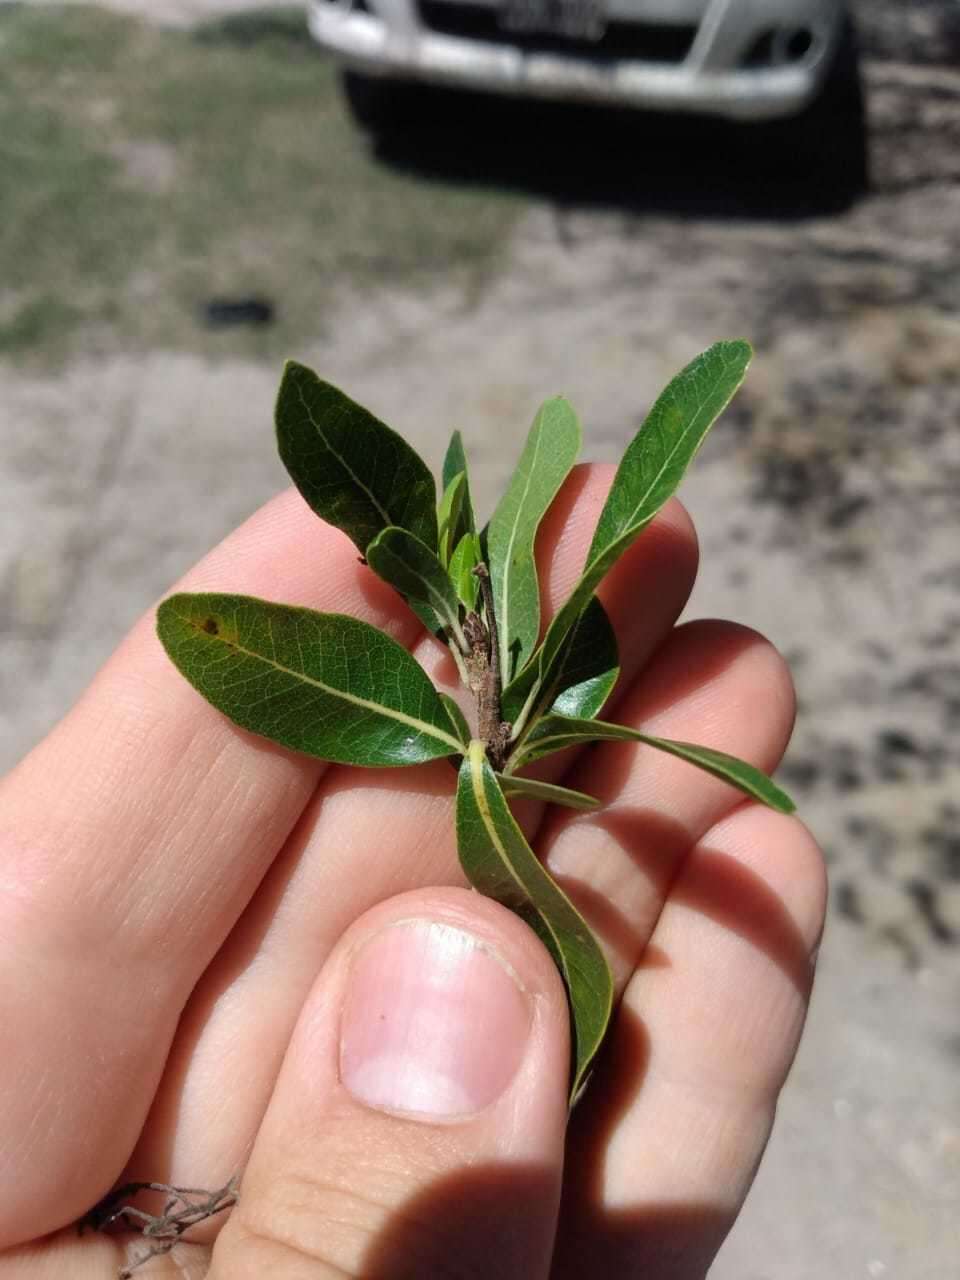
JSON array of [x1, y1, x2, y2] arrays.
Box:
[[308, 0, 853, 124]]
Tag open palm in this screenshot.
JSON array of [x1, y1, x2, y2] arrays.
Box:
[[0, 469, 824, 1279]]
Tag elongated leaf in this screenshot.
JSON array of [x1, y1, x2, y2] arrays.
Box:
[[538, 342, 752, 679], [487, 397, 581, 682], [366, 526, 465, 644], [448, 531, 481, 610], [502, 596, 618, 731], [157, 593, 461, 767], [498, 775, 600, 812], [551, 600, 619, 719], [440, 693, 472, 749], [276, 361, 437, 554], [457, 742, 613, 1100], [516, 715, 795, 813], [442, 430, 477, 533], [437, 472, 467, 567], [442, 428, 469, 492]]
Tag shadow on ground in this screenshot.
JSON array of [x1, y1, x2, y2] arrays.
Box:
[[362, 84, 868, 220], [345, 16, 869, 221]]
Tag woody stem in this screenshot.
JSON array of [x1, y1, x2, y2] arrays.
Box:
[[473, 563, 502, 710], [471, 563, 508, 769]]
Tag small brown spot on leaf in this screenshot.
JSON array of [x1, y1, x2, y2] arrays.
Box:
[[202, 618, 219, 636]]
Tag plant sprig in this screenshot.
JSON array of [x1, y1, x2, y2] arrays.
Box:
[[157, 340, 794, 1101]]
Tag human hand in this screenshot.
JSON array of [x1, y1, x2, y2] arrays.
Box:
[[0, 467, 825, 1279]]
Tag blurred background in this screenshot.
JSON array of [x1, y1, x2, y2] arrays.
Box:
[[1, 2, 958, 1274]]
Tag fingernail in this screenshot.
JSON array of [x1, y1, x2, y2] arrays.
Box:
[[340, 919, 531, 1118]]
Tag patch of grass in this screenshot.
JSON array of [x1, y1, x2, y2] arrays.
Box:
[[0, 5, 522, 362], [0, 296, 85, 355], [193, 8, 318, 48]]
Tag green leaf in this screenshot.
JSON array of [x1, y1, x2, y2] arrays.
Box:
[[448, 531, 481, 610], [551, 599, 619, 718], [276, 361, 438, 555], [437, 472, 467, 567], [487, 397, 581, 683], [365, 526, 465, 646], [440, 429, 477, 558], [502, 596, 619, 732], [538, 341, 752, 680], [442, 428, 468, 492], [157, 593, 461, 767], [440, 693, 472, 749], [498, 775, 601, 812], [515, 715, 795, 813], [457, 742, 613, 1100]]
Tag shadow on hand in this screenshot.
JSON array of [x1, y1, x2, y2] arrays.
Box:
[[357, 1144, 734, 1278], [358, 1155, 731, 1278], [359, 1162, 558, 1277], [547, 815, 812, 1273], [547, 618, 811, 980], [553, 1193, 734, 1278], [587, 803, 815, 997]]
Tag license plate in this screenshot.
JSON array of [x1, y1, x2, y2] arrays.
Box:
[[498, 0, 606, 41]]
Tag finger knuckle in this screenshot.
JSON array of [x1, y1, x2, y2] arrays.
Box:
[[218, 1168, 467, 1280]]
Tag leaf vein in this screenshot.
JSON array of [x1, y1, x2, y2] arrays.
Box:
[[295, 379, 394, 528]]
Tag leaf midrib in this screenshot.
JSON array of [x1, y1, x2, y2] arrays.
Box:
[[539, 357, 739, 675], [515, 730, 578, 760], [404, 553, 459, 627], [467, 742, 565, 959], [496, 417, 545, 673], [187, 616, 460, 752], [591, 350, 738, 562], [296, 379, 393, 528]]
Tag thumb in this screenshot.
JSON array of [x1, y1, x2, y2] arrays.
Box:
[[209, 887, 572, 1280]]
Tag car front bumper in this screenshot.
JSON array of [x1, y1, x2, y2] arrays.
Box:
[[308, 0, 842, 120]]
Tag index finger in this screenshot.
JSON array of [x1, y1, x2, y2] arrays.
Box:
[[0, 487, 421, 1245]]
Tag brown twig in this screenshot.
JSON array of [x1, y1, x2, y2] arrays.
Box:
[[472, 563, 501, 703], [471, 564, 511, 771], [80, 1177, 239, 1278]]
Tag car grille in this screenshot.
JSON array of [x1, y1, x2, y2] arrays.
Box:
[[416, 2, 697, 63]]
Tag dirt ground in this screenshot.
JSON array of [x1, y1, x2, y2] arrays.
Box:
[[3, 2, 959, 1275]]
